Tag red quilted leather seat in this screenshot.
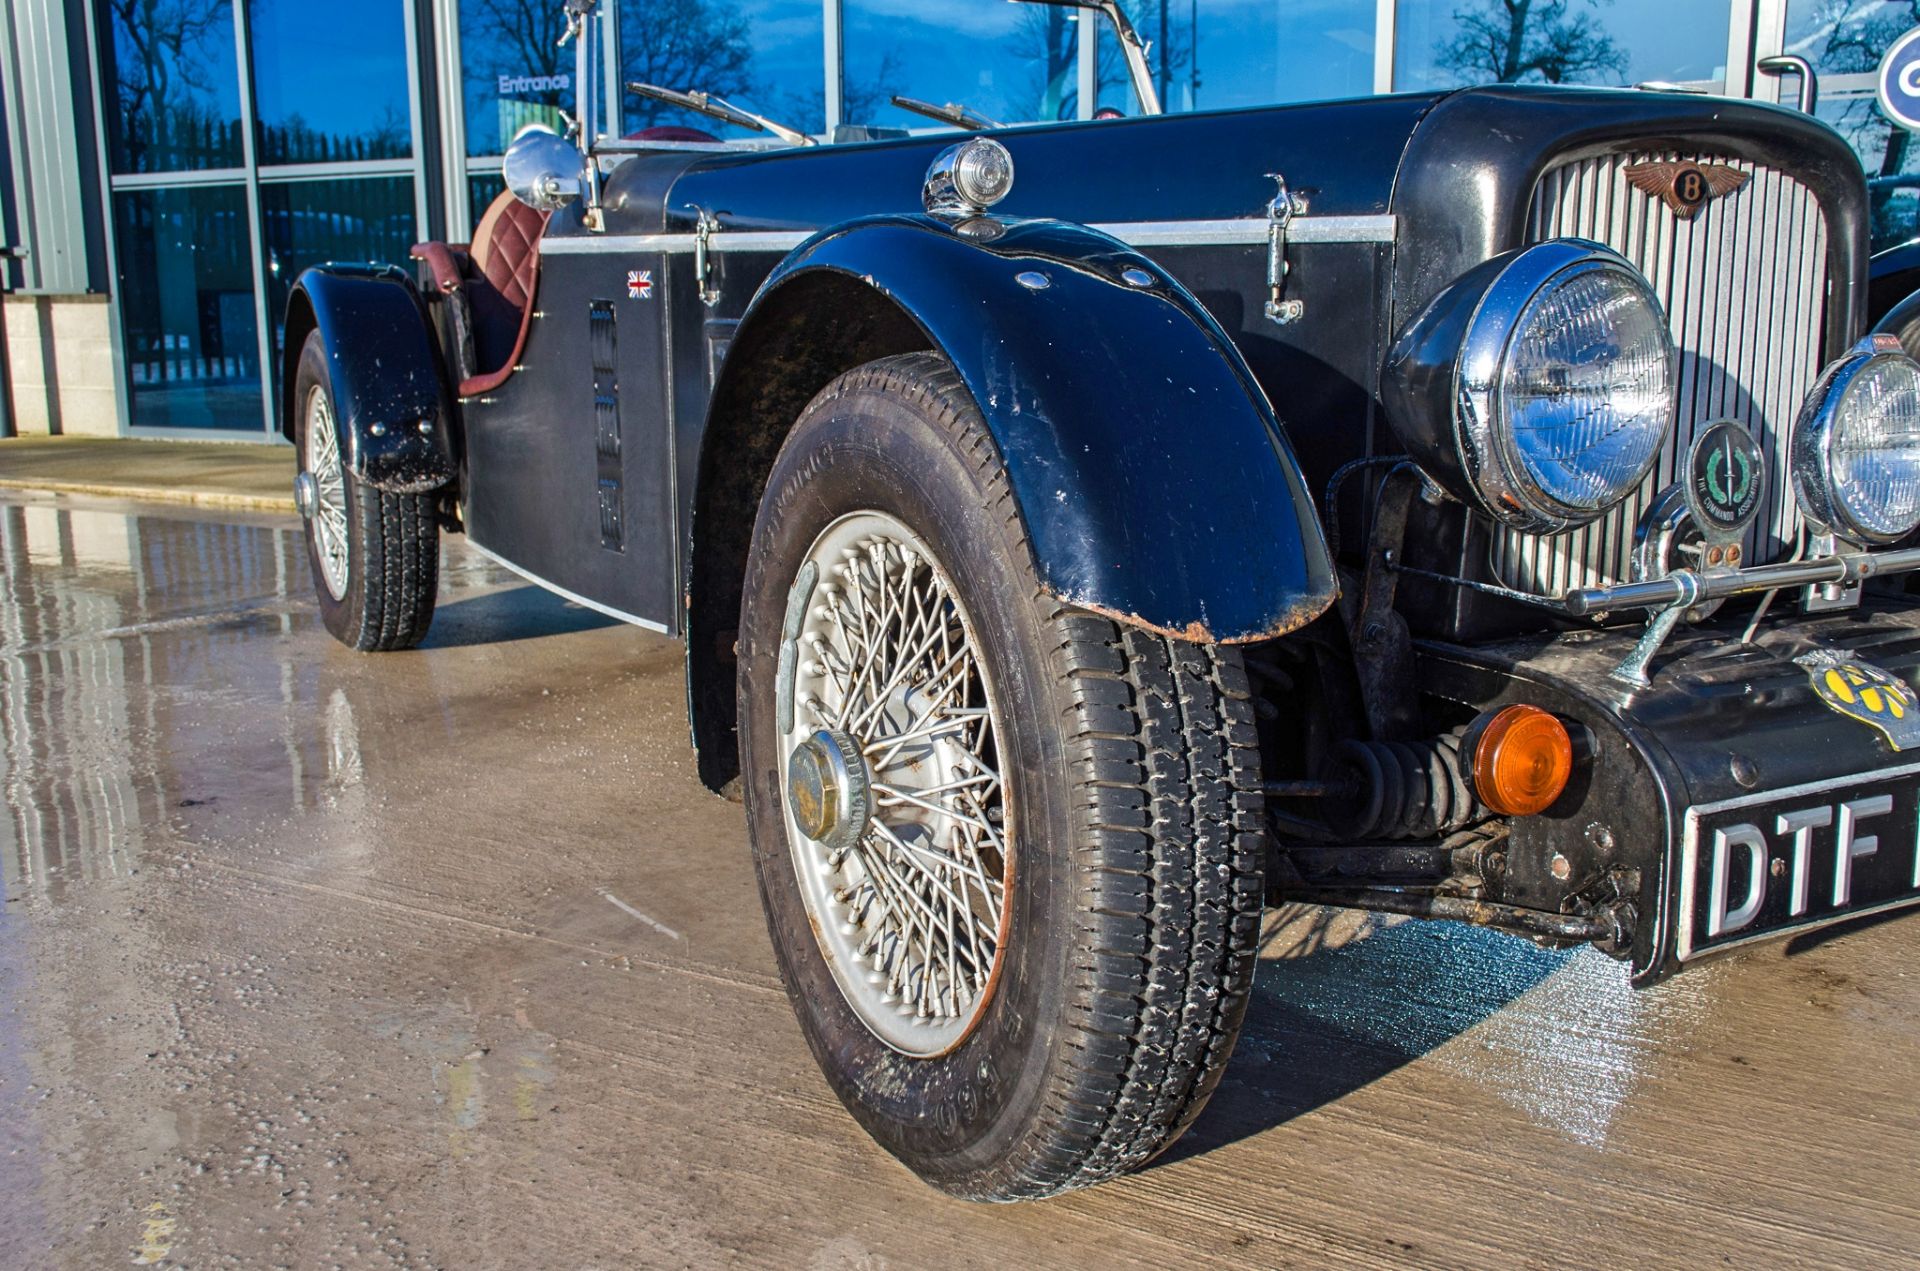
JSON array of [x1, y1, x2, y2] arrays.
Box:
[[410, 192, 550, 397]]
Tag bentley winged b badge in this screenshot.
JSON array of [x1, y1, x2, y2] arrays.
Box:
[[1624, 160, 1750, 219]]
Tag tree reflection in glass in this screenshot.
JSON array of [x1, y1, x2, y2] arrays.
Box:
[[103, 0, 242, 173]]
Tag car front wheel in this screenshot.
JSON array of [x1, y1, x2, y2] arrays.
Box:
[[738, 352, 1265, 1200]]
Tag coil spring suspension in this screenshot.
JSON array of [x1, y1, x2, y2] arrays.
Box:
[[1323, 733, 1486, 840]]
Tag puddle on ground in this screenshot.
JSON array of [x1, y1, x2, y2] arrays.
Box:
[[0, 496, 569, 905], [1252, 903, 1718, 1150]]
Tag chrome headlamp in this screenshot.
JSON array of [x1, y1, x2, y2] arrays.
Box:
[[923, 138, 1014, 217], [1383, 239, 1677, 535], [1791, 335, 1920, 546]]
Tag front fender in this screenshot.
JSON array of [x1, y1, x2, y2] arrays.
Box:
[[753, 215, 1336, 643], [1872, 284, 1920, 361], [283, 264, 455, 494]]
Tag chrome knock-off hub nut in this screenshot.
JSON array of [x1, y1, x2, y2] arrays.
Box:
[[293, 472, 318, 520], [786, 727, 869, 853]]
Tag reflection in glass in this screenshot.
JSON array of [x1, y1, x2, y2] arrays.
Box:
[[248, 0, 413, 164], [620, 0, 824, 138], [0, 502, 314, 897], [468, 173, 508, 229], [1783, 0, 1920, 250], [846, 0, 1062, 129], [1097, 0, 1375, 114], [112, 185, 261, 431], [459, 0, 578, 156], [101, 0, 243, 173], [1395, 0, 1726, 92], [259, 177, 418, 374]]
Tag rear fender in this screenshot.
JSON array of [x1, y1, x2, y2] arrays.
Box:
[[282, 264, 455, 493]]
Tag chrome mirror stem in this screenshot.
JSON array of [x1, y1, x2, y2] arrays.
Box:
[[1008, 0, 1163, 115], [570, 0, 604, 229]]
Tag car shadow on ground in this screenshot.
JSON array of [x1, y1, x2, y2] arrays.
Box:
[[1158, 908, 1572, 1165], [422, 584, 621, 648]]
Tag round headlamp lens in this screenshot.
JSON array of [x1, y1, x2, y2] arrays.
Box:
[[1495, 263, 1675, 519], [953, 138, 1013, 208], [1826, 354, 1920, 542]]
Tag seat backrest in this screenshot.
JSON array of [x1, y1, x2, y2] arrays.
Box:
[[471, 192, 547, 314], [466, 192, 549, 385]]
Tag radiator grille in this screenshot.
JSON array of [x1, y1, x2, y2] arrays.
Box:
[[1489, 154, 1830, 596]]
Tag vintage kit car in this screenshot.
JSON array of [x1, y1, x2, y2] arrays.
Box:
[[284, 0, 1920, 1200]]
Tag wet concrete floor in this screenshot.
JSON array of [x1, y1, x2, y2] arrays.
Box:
[[2, 491, 1917, 1269]]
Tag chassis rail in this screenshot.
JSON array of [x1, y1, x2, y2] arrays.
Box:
[[1282, 886, 1625, 944]]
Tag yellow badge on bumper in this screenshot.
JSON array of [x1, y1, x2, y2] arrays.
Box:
[[1796, 650, 1920, 750]]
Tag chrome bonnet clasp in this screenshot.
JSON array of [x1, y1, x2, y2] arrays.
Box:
[[1265, 173, 1305, 325]]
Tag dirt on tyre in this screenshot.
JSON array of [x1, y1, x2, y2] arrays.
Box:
[[293, 329, 439, 652], [738, 351, 1265, 1200]]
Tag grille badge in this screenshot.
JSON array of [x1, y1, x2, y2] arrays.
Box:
[[1624, 160, 1750, 219], [1685, 420, 1766, 538]]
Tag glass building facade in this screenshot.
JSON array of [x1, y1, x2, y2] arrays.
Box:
[[5, 0, 1920, 437]]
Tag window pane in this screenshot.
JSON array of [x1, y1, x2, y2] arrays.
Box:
[[101, 0, 243, 173], [249, 0, 413, 164], [460, 1, 579, 156], [113, 186, 261, 431], [1394, 0, 1727, 92], [259, 178, 418, 369], [1097, 0, 1376, 114], [458, 4, 570, 156], [1783, 1, 1915, 251], [621, 0, 825, 139], [846, 0, 1064, 129], [468, 172, 507, 228]]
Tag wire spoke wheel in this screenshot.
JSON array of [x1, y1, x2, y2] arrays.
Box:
[[304, 385, 351, 602], [742, 354, 1262, 1199], [778, 511, 1011, 1057]]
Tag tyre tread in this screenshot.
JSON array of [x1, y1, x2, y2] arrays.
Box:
[[819, 352, 1264, 1201], [345, 480, 438, 652]]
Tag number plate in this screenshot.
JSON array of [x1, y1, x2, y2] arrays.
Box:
[[1678, 764, 1920, 960]]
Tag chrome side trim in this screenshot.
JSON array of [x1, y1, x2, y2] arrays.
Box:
[[464, 537, 672, 634], [1102, 215, 1396, 245], [540, 230, 810, 255], [537, 214, 1398, 256]]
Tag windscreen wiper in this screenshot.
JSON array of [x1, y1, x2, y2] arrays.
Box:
[[626, 82, 816, 147], [889, 95, 1001, 131]]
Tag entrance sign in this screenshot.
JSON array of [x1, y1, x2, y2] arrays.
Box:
[[1878, 27, 1920, 131]]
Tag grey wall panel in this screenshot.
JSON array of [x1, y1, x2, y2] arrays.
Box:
[[2, 0, 100, 294]]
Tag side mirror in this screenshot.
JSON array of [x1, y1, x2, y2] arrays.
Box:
[[504, 124, 584, 212]]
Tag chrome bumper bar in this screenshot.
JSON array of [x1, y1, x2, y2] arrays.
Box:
[[1562, 544, 1920, 618], [1549, 543, 1920, 688]]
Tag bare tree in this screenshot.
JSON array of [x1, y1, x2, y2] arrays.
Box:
[[463, 0, 573, 84], [107, 0, 231, 168], [1793, 0, 1920, 246], [1438, 0, 1627, 86], [1011, 0, 1193, 120], [1120, 0, 1196, 110], [621, 0, 756, 127], [1014, 2, 1079, 120], [782, 51, 900, 134], [1802, 0, 1920, 176]]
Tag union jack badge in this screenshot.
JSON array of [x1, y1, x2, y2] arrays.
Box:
[[627, 269, 653, 300]]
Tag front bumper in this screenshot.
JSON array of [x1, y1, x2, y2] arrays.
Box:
[[1418, 601, 1920, 984]]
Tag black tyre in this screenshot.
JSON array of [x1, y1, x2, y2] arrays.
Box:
[[292, 330, 439, 651], [738, 352, 1264, 1200]]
